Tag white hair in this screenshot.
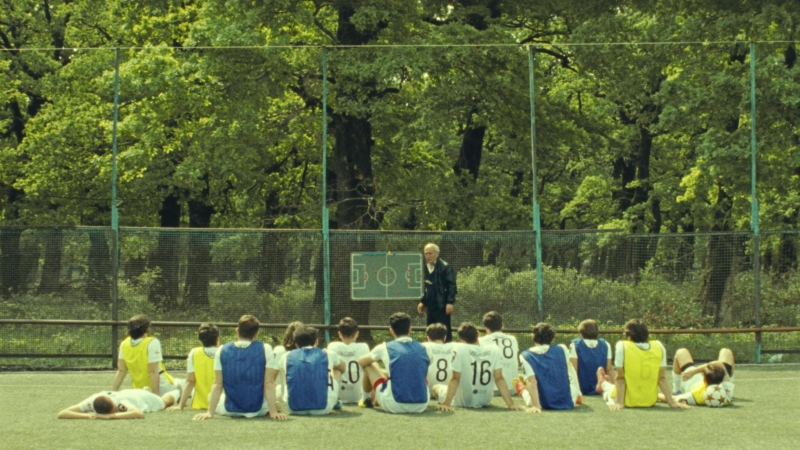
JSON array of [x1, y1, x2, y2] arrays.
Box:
[[424, 243, 440, 253]]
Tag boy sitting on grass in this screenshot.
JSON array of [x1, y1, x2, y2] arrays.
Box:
[[279, 325, 345, 415], [327, 317, 371, 405], [569, 319, 613, 396], [168, 323, 220, 411], [111, 314, 183, 397]]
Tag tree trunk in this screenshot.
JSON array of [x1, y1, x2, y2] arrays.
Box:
[[701, 188, 733, 324], [320, 4, 394, 341], [676, 223, 695, 282], [0, 227, 23, 298], [257, 191, 289, 293], [148, 193, 181, 309], [38, 227, 63, 294], [186, 180, 214, 309], [87, 229, 112, 305]]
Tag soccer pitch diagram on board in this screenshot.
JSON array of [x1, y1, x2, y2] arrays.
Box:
[[351, 252, 424, 300]]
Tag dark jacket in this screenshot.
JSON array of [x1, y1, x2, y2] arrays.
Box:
[[421, 258, 457, 309]]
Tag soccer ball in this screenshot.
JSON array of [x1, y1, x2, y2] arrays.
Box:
[[704, 384, 727, 408]]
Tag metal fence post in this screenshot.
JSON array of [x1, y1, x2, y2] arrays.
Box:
[[749, 42, 762, 363], [321, 48, 332, 343], [111, 48, 121, 368], [528, 47, 544, 322]]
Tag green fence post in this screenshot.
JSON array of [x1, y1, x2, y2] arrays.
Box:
[[321, 47, 332, 343], [111, 48, 121, 368], [528, 47, 544, 322], [749, 42, 762, 363]]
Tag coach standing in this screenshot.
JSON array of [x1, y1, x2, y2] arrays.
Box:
[[417, 243, 457, 342]]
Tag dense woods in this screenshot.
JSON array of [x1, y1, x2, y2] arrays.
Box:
[[1, 1, 799, 328]]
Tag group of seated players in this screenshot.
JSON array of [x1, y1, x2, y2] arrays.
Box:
[[57, 311, 735, 419]]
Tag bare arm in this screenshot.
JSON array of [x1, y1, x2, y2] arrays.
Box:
[[524, 375, 542, 413], [193, 371, 223, 420], [358, 353, 376, 368], [437, 371, 461, 411], [95, 405, 145, 420], [569, 357, 578, 375], [168, 372, 196, 411], [57, 405, 91, 419], [265, 368, 286, 420], [494, 370, 523, 410], [110, 360, 127, 391], [334, 359, 346, 374], [58, 404, 144, 420], [148, 361, 161, 395]]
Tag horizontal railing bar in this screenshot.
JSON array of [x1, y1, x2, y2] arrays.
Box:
[[2, 320, 799, 334]]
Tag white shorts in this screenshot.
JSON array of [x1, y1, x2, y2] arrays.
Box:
[[434, 384, 493, 408], [215, 393, 269, 418], [159, 376, 183, 398], [375, 380, 428, 414], [287, 380, 340, 415], [680, 366, 704, 393]]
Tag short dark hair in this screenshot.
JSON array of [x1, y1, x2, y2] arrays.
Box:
[[198, 323, 219, 347], [482, 311, 503, 332], [282, 321, 304, 351], [578, 319, 599, 340], [704, 361, 727, 385], [389, 312, 412, 336], [338, 317, 359, 338], [457, 323, 479, 344], [293, 326, 318, 348], [532, 323, 555, 345], [93, 395, 114, 414], [426, 323, 447, 341], [128, 315, 150, 339], [624, 319, 649, 343], [237, 315, 260, 340]]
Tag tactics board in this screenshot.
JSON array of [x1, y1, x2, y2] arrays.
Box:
[[350, 252, 424, 300]]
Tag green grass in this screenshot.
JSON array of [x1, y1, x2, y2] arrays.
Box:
[[1, 366, 798, 449]]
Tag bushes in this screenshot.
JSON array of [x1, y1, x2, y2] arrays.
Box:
[[455, 264, 799, 330]]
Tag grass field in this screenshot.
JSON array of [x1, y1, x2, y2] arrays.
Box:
[[1, 365, 798, 449]]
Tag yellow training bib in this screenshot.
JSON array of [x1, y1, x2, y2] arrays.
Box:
[[191, 347, 216, 410], [120, 336, 173, 390], [622, 340, 662, 407]]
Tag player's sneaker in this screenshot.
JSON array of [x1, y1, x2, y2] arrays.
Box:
[[358, 398, 374, 408], [596, 367, 610, 394]]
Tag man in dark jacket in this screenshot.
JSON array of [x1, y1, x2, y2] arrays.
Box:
[[417, 243, 457, 342]]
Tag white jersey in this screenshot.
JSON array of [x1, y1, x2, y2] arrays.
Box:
[[327, 341, 370, 403], [273, 346, 288, 400], [448, 342, 502, 408], [479, 332, 519, 392], [423, 341, 456, 389], [79, 389, 165, 414]]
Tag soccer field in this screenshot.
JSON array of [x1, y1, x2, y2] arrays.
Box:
[[1, 365, 798, 449]]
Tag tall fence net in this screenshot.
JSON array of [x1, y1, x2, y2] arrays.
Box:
[[1, 227, 798, 367]]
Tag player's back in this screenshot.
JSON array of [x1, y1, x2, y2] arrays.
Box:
[[451, 342, 501, 408], [423, 341, 455, 389], [327, 341, 370, 403], [479, 331, 519, 393]]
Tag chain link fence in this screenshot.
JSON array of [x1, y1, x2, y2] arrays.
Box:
[[1, 227, 798, 367]]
